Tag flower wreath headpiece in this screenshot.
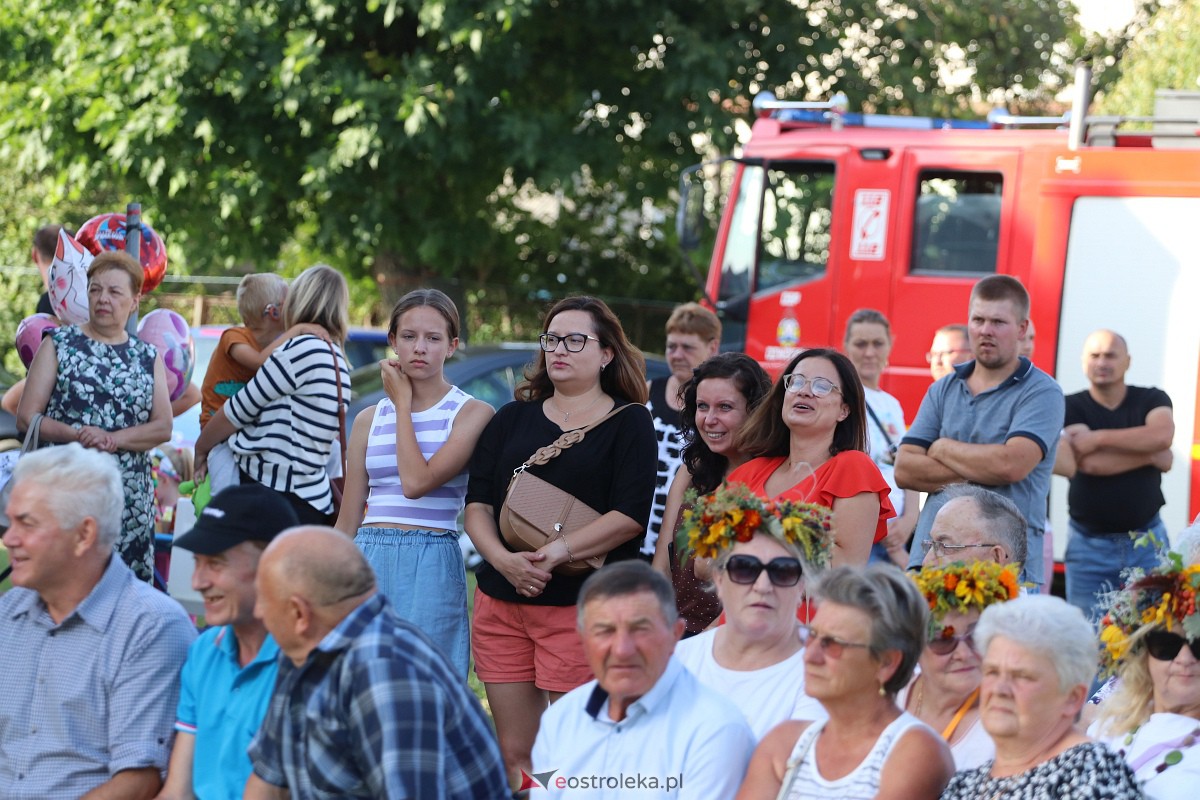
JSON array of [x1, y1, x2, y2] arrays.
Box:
[[676, 482, 833, 569], [910, 561, 1020, 641], [1098, 553, 1200, 676]]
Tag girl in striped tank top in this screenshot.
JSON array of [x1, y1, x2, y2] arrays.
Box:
[[334, 290, 494, 678]]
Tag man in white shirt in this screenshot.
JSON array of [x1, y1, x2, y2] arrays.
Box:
[[530, 561, 754, 799]]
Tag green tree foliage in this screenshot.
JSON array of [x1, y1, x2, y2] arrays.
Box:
[[1095, 0, 1200, 115], [0, 0, 1080, 313]]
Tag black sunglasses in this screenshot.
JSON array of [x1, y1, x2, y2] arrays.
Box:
[[724, 554, 803, 587], [1145, 630, 1200, 662]]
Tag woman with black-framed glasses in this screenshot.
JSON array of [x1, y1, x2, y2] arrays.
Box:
[[728, 348, 895, 568], [1087, 556, 1200, 798], [900, 561, 1020, 769], [737, 564, 954, 800], [673, 483, 833, 740], [464, 295, 656, 791]]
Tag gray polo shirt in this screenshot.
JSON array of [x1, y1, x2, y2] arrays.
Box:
[[902, 357, 1064, 586]]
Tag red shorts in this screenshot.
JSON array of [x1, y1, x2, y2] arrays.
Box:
[[471, 587, 593, 693]]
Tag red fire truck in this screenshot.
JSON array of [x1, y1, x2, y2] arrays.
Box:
[[678, 69, 1200, 542]]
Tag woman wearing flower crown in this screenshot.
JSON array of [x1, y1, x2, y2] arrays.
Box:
[[1087, 555, 1200, 799], [672, 483, 832, 739], [651, 353, 771, 635], [902, 561, 1020, 769], [727, 349, 894, 567]]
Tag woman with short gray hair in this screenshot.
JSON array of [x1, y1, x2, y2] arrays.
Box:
[[737, 565, 953, 799], [941, 594, 1143, 800]]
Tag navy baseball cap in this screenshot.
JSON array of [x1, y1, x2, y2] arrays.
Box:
[[172, 483, 301, 555]]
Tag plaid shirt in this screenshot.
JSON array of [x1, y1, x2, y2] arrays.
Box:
[[249, 593, 507, 799]]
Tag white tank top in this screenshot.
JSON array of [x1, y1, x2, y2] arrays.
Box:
[[361, 388, 471, 530], [780, 711, 929, 800]]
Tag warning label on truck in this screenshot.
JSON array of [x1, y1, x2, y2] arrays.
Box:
[[850, 189, 889, 261]]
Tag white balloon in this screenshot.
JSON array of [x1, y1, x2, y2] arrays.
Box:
[[48, 229, 92, 326]]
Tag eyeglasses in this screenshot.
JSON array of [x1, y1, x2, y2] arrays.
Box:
[[801, 625, 872, 658], [920, 539, 1000, 558], [783, 374, 842, 397], [926, 349, 971, 363], [539, 332, 600, 353], [927, 630, 978, 656], [1145, 630, 1200, 662], [723, 554, 803, 587]]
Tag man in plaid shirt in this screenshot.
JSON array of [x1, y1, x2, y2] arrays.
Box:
[[245, 526, 508, 800]]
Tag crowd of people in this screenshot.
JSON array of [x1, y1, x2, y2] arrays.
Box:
[[0, 234, 1196, 799]]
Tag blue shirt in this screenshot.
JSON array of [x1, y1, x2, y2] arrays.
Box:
[[902, 357, 1064, 584], [531, 656, 756, 799], [248, 593, 508, 799], [0, 556, 196, 799], [176, 626, 280, 800]]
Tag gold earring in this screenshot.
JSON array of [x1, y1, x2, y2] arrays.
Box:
[[878, 683, 886, 697]]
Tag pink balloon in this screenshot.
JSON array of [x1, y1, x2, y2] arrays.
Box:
[[15, 313, 60, 369], [136, 309, 194, 402]]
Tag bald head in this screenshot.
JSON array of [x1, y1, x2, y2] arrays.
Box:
[[262, 526, 376, 606], [256, 526, 377, 665], [1081, 329, 1130, 390]]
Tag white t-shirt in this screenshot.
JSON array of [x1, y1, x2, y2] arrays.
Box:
[[863, 386, 907, 516], [673, 628, 827, 741], [1090, 712, 1200, 800]]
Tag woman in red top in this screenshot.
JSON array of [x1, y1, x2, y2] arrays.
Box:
[[728, 348, 893, 566]]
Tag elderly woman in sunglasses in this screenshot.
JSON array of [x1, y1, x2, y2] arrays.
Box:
[[901, 561, 1020, 769], [941, 595, 1142, 800], [671, 484, 832, 739], [728, 349, 893, 567], [1087, 556, 1200, 799], [737, 565, 954, 800]]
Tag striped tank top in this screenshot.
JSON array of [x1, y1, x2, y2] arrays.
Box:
[[361, 387, 472, 530]]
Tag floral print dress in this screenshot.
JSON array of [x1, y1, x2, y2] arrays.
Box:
[[45, 325, 157, 581]]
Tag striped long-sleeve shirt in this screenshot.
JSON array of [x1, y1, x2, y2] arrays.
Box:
[[226, 334, 350, 514]]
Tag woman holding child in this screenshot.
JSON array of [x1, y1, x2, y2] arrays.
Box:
[[334, 289, 494, 679], [194, 264, 351, 525]]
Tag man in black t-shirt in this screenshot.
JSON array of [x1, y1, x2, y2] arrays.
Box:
[[1060, 330, 1174, 622]]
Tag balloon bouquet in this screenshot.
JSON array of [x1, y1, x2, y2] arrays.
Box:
[[15, 209, 194, 402]]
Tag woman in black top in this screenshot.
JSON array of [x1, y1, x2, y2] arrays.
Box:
[[465, 296, 656, 790]]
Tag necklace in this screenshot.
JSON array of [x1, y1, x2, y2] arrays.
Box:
[[1121, 723, 1200, 774], [549, 392, 604, 425]]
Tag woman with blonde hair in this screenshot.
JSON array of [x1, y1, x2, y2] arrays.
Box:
[[465, 295, 656, 790], [1088, 556, 1200, 799], [195, 264, 351, 524]]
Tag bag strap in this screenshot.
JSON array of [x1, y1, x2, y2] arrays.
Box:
[[327, 342, 347, 474], [863, 401, 895, 449], [22, 413, 44, 456], [515, 402, 631, 473]]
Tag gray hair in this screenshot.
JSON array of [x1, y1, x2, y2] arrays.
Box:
[[12, 443, 124, 547], [813, 564, 928, 695], [938, 484, 1027, 565], [577, 560, 678, 629], [974, 594, 1096, 693]]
